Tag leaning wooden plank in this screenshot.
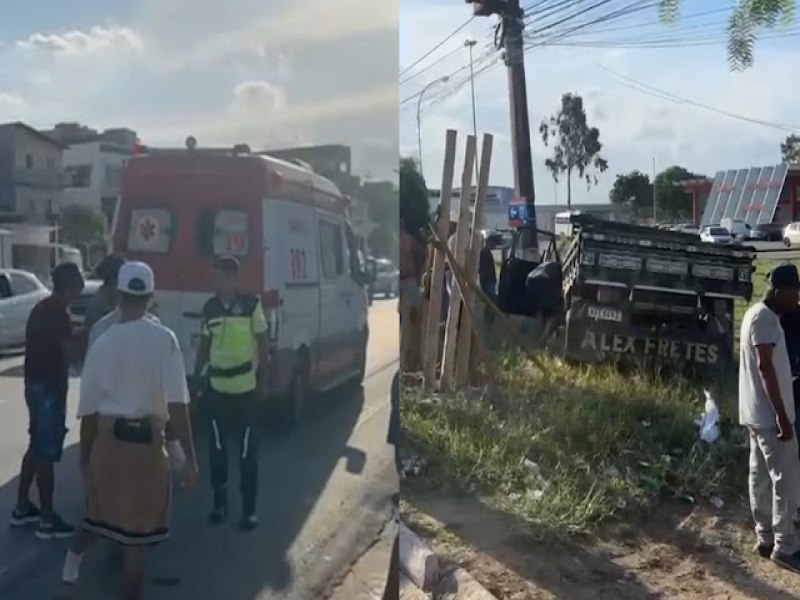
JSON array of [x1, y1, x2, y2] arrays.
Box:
[[428, 223, 547, 374], [399, 522, 439, 591], [423, 130, 458, 389], [439, 135, 477, 390], [454, 134, 494, 386]]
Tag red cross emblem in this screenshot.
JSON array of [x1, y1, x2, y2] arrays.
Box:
[[139, 217, 157, 241]]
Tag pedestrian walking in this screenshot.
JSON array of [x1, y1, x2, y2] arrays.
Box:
[[11, 263, 84, 539], [399, 221, 426, 370], [193, 255, 269, 531], [740, 263, 800, 572], [60, 261, 198, 600]]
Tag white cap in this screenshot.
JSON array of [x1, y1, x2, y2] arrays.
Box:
[[117, 261, 155, 296]]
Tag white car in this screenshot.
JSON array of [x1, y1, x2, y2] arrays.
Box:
[[699, 226, 733, 245], [0, 269, 50, 350], [784, 222, 800, 247]]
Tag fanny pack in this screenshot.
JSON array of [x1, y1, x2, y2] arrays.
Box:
[[113, 418, 153, 445]]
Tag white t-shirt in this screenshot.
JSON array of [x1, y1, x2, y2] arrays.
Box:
[[88, 307, 160, 349], [739, 302, 795, 428], [78, 317, 190, 420]]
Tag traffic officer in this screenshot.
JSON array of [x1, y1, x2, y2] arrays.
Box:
[[193, 256, 269, 531]]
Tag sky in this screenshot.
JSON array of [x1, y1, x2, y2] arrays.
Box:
[[400, 0, 800, 206], [0, 0, 398, 181]]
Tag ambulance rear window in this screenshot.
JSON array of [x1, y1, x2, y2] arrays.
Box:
[[127, 208, 174, 253], [196, 209, 249, 257]]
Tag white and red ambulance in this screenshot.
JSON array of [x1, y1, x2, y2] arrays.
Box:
[[112, 140, 371, 422]]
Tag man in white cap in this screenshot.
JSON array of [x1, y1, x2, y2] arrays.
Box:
[[62, 261, 198, 600]]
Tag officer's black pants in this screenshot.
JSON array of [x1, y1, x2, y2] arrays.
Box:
[[207, 389, 259, 511]]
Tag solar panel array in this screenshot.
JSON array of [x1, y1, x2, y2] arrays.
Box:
[[699, 164, 788, 228]]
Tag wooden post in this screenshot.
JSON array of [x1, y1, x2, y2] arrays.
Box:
[[454, 134, 494, 386], [423, 130, 458, 389], [440, 136, 476, 390]]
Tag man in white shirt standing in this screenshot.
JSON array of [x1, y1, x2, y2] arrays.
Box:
[[61, 261, 199, 600], [740, 263, 800, 572]]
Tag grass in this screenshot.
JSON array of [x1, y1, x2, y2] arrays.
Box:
[[402, 255, 800, 537]]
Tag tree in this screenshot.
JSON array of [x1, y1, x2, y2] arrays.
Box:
[[399, 157, 430, 239], [781, 134, 800, 164], [660, 1, 795, 70], [539, 93, 608, 209], [58, 204, 107, 248], [609, 171, 653, 219], [653, 165, 703, 221]]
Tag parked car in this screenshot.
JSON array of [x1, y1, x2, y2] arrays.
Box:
[[0, 269, 50, 349], [784, 222, 800, 247], [670, 223, 699, 235], [700, 226, 733, 245], [720, 217, 752, 240], [370, 258, 399, 299], [750, 222, 785, 242], [67, 279, 103, 333]]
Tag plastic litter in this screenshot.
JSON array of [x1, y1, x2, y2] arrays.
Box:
[[699, 389, 720, 444]]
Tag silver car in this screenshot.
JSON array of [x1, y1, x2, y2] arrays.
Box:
[[370, 258, 399, 299], [0, 269, 50, 350]]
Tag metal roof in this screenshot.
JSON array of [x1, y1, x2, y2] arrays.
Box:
[[699, 164, 789, 227]]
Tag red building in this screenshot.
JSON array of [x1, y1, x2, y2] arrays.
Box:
[[697, 163, 800, 227]]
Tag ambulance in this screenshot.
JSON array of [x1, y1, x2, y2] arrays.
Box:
[[112, 139, 372, 423]]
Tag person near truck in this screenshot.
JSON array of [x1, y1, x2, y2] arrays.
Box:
[[193, 255, 269, 531], [399, 220, 427, 370], [479, 233, 500, 322], [739, 263, 800, 572], [779, 301, 800, 455], [61, 261, 198, 599], [11, 263, 85, 540]]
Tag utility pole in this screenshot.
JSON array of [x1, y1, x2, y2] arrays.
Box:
[[652, 156, 657, 224], [416, 76, 449, 180], [467, 0, 537, 236]]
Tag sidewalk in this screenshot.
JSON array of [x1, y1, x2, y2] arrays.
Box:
[[328, 517, 397, 599]]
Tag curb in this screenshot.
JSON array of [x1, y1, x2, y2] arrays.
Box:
[[399, 520, 497, 600]]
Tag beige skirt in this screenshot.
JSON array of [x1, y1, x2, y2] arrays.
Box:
[[83, 416, 171, 546]]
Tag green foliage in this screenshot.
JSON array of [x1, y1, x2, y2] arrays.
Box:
[[781, 134, 800, 164], [539, 93, 608, 209], [402, 354, 743, 535], [399, 157, 430, 239], [654, 165, 702, 221], [609, 171, 653, 219], [660, 0, 795, 70], [59, 204, 107, 248]]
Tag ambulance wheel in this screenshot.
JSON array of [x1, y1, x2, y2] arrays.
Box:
[[287, 358, 310, 430]]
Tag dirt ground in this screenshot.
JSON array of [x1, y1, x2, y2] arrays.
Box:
[[402, 488, 800, 600]]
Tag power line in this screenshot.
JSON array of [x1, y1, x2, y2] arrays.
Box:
[[596, 62, 800, 132], [399, 16, 475, 78], [400, 46, 463, 86]]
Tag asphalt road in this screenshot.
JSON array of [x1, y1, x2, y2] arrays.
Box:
[[0, 299, 399, 599]]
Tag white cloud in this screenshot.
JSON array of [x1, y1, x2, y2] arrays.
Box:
[[15, 26, 144, 57]]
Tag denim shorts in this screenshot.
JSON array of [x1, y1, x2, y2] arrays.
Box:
[[25, 383, 68, 463]]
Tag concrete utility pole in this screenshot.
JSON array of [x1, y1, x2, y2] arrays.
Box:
[[652, 157, 657, 224], [465, 38, 480, 189], [467, 0, 537, 233]]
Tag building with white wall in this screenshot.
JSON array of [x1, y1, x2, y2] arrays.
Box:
[[43, 123, 136, 227]]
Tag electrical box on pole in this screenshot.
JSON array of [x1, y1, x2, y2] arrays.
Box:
[[465, 0, 537, 240]]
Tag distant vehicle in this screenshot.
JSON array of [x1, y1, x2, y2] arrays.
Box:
[[369, 258, 399, 300], [670, 223, 699, 235], [784, 222, 800, 247], [68, 279, 103, 334], [720, 218, 752, 240], [554, 211, 581, 237], [700, 226, 733, 245], [0, 269, 49, 349], [750, 222, 784, 242]]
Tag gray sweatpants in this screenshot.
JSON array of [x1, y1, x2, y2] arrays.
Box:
[[748, 427, 800, 554]]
